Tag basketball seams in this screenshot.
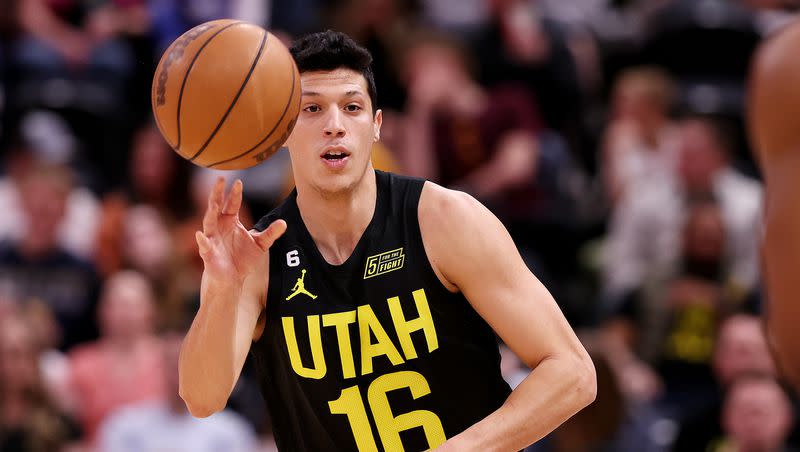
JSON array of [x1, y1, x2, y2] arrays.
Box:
[[189, 29, 270, 161], [174, 21, 245, 153], [207, 58, 300, 168]]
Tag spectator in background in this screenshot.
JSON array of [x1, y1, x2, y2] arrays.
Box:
[[602, 66, 679, 206], [400, 31, 587, 317], [122, 205, 175, 290], [149, 0, 270, 54], [68, 270, 166, 445], [603, 115, 762, 308], [654, 198, 734, 399], [10, 0, 148, 162], [327, 0, 419, 112], [22, 299, 75, 416], [527, 350, 662, 452], [716, 374, 796, 452], [0, 313, 82, 452], [400, 31, 545, 217], [12, 0, 141, 92], [98, 332, 256, 452], [642, 0, 760, 87], [0, 161, 100, 351], [11, 0, 152, 190], [672, 314, 779, 451], [162, 171, 236, 330], [323, 0, 420, 165], [126, 123, 193, 225], [14, 0, 139, 68], [603, 197, 740, 411], [472, 0, 585, 167], [97, 329, 258, 452], [94, 123, 191, 279], [419, 0, 489, 38], [0, 140, 100, 261], [744, 0, 799, 36]]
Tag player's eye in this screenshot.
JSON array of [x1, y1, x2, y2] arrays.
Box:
[[303, 105, 320, 113], [345, 104, 362, 112]]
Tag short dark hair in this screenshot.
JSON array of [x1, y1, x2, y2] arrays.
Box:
[[290, 30, 378, 113]]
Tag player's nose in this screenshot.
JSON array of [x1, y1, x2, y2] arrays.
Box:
[[323, 108, 346, 137]]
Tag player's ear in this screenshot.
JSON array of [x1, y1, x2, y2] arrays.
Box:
[[373, 109, 382, 142], [283, 123, 299, 151]]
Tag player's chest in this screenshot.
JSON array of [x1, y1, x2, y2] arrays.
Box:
[[269, 243, 440, 381], [274, 240, 416, 312]]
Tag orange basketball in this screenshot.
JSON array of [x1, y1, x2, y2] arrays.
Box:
[[151, 20, 301, 170]]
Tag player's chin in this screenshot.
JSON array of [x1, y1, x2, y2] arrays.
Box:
[[314, 169, 357, 195]]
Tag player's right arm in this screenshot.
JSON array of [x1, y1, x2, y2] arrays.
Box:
[[178, 177, 286, 418]]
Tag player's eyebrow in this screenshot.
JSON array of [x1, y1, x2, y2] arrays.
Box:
[[302, 90, 363, 96]]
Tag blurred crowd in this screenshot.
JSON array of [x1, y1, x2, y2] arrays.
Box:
[[0, 0, 797, 451]]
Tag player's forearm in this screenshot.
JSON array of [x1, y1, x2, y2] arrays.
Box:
[[438, 354, 596, 452], [179, 278, 246, 417]]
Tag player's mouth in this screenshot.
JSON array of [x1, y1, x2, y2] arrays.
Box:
[[320, 146, 351, 169]]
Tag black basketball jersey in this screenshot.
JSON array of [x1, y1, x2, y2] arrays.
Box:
[[251, 170, 511, 452]]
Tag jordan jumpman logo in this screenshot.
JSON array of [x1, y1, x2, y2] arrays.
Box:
[[286, 269, 318, 300]]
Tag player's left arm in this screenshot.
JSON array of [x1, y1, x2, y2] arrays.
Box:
[[419, 183, 596, 452]]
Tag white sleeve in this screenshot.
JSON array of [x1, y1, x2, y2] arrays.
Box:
[[212, 411, 260, 452], [96, 413, 136, 452], [603, 184, 682, 304]]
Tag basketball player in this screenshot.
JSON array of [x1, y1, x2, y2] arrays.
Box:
[[179, 30, 596, 451], [749, 22, 800, 391]]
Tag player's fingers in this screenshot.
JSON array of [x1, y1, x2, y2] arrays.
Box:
[[195, 230, 212, 257], [253, 219, 287, 250], [209, 176, 225, 210], [222, 179, 244, 216], [203, 177, 225, 233]]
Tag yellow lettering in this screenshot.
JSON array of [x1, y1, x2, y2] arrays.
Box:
[[380, 260, 401, 272], [368, 371, 446, 449], [358, 305, 404, 375], [329, 386, 379, 452], [388, 289, 439, 360], [322, 311, 358, 379], [282, 316, 326, 379]]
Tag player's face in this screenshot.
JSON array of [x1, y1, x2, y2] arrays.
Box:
[[286, 68, 382, 196]]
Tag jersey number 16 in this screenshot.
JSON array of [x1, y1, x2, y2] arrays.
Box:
[[329, 370, 446, 451]]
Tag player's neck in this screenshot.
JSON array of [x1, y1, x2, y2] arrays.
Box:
[[296, 170, 377, 265]]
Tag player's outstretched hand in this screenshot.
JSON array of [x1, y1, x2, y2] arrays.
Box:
[[195, 177, 286, 285]]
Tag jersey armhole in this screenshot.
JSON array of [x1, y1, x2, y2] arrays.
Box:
[[410, 180, 459, 293]]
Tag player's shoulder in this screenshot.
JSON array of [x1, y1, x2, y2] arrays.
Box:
[[417, 182, 502, 265], [417, 183, 507, 289], [419, 181, 485, 226]]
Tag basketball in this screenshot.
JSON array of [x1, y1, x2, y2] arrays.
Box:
[[151, 19, 301, 170]]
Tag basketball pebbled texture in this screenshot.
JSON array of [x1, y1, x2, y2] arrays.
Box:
[[152, 19, 301, 170]]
